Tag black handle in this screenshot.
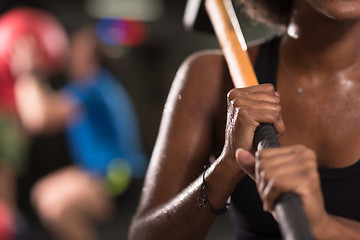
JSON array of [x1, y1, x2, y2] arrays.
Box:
[[253, 123, 313, 240], [253, 123, 281, 149]]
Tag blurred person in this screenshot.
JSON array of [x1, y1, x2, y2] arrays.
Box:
[[3, 7, 147, 239], [0, 7, 68, 239], [27, 26, 148, 240]]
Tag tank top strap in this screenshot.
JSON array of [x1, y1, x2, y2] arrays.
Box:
[[254, 36, 281, 87]]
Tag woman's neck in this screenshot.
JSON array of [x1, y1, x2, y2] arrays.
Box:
[[282, 1, 360, 77]]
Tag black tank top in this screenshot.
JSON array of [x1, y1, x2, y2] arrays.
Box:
[[229, 36, 360, 239]]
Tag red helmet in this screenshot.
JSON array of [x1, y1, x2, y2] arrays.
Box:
[[0, 7, 69, 73]]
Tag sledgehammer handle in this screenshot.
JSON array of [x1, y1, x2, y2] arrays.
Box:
[[205, 0, 313, 239], [205, 0, 257, 88]]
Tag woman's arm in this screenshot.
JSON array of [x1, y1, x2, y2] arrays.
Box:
[[129, 51, 245, 239], [129, 49, 284, 239], [320, 216, 360, 239]]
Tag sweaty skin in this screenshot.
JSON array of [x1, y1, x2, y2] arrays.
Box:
[[130, 0, 360, 239]]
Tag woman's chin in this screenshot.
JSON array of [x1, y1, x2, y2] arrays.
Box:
[[313, 1, 360, 22]]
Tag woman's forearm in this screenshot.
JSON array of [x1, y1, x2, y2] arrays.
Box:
[[129, 156, 245, 240], [313, 214, 360, 240]]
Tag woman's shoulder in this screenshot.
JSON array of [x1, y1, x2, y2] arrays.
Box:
[[165, 49, 231, 118], [182, 49, 225, 71], [171, 35, 281, 100], [181, 36, 280, 78], [174, 49, 232, 100], [177, 49, 229, 87]]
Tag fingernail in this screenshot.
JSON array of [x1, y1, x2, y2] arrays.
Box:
[[235, 148, 244, 157], [274, 91, 280, 97]]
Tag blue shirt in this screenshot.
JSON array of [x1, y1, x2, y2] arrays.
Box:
[[62, 68, 147, 178]]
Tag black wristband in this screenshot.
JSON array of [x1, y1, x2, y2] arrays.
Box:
[[197, 164, 229, 215]]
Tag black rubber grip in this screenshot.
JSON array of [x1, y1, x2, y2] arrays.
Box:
[[275, 192, 313, 240], [253, 123, 313, 240], [253, 123, 281, 149]]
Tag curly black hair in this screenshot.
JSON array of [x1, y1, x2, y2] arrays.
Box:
[[236, 0, 293, 27]]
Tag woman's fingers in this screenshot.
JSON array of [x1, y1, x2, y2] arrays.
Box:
[[227, 83, 277, 96], [223, 84, 285, 177], [227, 85, 280, 109], [255, 145, 318, 211], [236, 148, 256, 179], [227, 84, 285, 138]]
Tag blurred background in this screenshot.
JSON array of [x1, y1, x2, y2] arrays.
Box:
[[0, 0, 277, 239]]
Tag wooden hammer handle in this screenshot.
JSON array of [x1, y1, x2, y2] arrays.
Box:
[[205, 0, 313, 239], [205, 0, 258, 88]]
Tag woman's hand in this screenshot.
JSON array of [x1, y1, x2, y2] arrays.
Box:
[[222, 84, 285, 171], [237, 145, 329, 236]]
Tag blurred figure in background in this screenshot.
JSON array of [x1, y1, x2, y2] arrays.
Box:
[[0, 7, 68, 239], [0, 5, 148, 240], [27, 26, 148, 240], [2, 7, 147, 239]]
